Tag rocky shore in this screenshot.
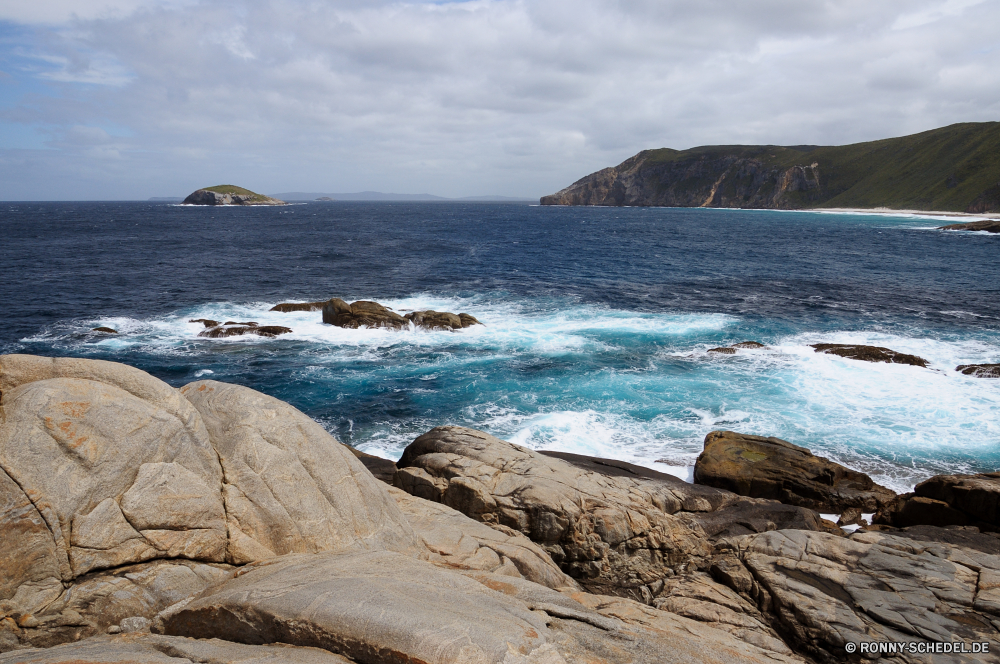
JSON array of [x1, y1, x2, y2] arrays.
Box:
[[2, 353, 1000, 663]]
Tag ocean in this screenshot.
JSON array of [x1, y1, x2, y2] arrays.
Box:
[[2, 201, 998, 493]]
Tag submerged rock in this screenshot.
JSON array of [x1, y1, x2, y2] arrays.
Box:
[[322, 299, 409, 329], [707, 347, 736, 354], [91, 327, 118, 334], [694, 430, 896, 512], [939, 219, 1000, 233], [810, 342, 929, 367], [732, 341, 766, 349], [198, 323, 292, 338], [957, 363, 1000, 377]]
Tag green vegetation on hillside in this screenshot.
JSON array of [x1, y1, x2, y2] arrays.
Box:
[[544, 122, 1000, 212]]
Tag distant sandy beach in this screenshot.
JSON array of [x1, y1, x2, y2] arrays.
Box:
[[810, 207, 1000, 221]]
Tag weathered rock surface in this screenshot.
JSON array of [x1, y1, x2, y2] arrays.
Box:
[[1, 633, 352, 663], [198, 322, 292, 338], [876, 473, 1000, 532], [404, 310, 482, 330], [179, 380, 419, 563], [708, 346, 736, 354], [182, 188, 284, 206], [321, 299, 409, 329], [694, 430, 896, 512], [343, 446, 397, 483], [1, 560, 232, 651], [716, 529, 1000, 663], [940, 219, 1000, 233], [155, 549, 804, 664], [394, 426, 829, 600], [811, 342, 929, 367], [957, 363, 1000, 377], [189, 318, 220, 328], [388, 485, 578, 591]]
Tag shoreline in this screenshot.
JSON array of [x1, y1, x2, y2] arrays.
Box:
[[806, 206, 1000, 221]]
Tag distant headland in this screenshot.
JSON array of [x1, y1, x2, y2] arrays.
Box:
[[540, 122, 1000, 213], [183, 185, 285, 206]]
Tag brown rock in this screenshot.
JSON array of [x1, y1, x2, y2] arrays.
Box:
[[939, 219, 1000, 233], [322, 299, 408, 329], [0, 632, 353, 663], [876, 473, 1000, 532], [733, 341, 766, 349], [957, 363, 1000, 378], [810, 343, 929, 367], [405, 310, 484, 330], [199, 324, 292, 338], [694, 430, 896, 512], [91, 327, 118, 334], [188, 319, 219, 328], [343, 445, 397, 484], [270, 300, 330, 312], [708, 347, 736, 354]]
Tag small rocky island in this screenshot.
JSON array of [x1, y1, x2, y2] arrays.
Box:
[[182, 185, 285, 206], [939, 219, 1000, 233]]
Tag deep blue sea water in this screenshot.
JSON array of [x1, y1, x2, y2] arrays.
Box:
[[2, 201, 998, 492]]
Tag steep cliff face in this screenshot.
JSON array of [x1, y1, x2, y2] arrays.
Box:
[[541, 151, 824, 209], [541, 122, 1000, 212]]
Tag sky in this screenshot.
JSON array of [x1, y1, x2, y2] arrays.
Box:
[[0, 0, 998, 200]]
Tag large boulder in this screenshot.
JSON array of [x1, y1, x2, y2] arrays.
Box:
[[154, 549, 804, 664], [714, 529, 1000, 663], [0, 633, 352, 663], [179, 380, 420, 563], [694, 430, 896, 512], [876, 473, 1000, 532], [394, 426, 830, 600], [404, 310, 482, 330], [321, 299, 409, 329], [0, 354, 421, 652]]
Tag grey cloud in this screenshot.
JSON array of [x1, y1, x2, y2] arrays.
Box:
[[1, 0, 998, 200]]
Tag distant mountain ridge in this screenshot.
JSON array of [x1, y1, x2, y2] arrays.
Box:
[[272, 191, 533, 202], [540, 122, 1000, 212]]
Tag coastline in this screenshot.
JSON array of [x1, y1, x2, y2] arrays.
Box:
[[805, 206, 1000, 221]]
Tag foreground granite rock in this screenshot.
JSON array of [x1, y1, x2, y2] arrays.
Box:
[[694, 430, 896, 512], [404, 310, 482, 330], [811, 343, 929, 367], [0, 633, 352, 663], [0, 354, 418, 651], [716, 529, 1000, 663], [155, 549, 804, 664], [876, 473, 1000, 531], [394, 426, 831, 600]]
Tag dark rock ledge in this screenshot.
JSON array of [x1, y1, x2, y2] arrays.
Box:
[[3, 352, 1000, 664]]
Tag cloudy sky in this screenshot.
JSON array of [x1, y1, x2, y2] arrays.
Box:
[[0, 0, 998, 200]]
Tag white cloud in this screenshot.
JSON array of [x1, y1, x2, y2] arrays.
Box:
[[0, 0, 999, 199]]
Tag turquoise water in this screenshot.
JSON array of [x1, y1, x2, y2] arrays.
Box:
[[3, 202, 999, 492]]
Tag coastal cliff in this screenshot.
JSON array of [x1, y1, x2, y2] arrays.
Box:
[[542, 121, 1000, 212], [182, 185, 284, 206]]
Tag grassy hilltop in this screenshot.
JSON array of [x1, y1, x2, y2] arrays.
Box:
[[541, 122, 1000, 212]]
